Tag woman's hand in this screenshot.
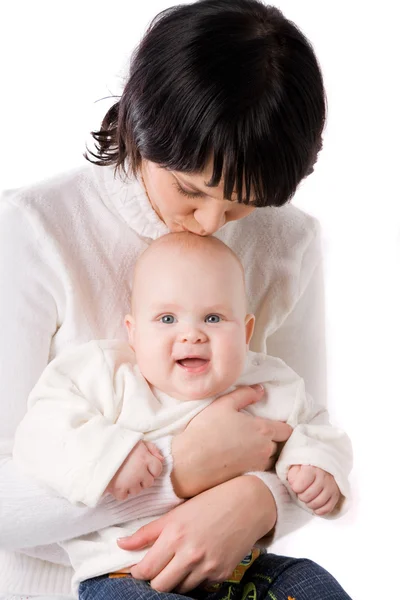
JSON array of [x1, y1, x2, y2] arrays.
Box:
[[117, 475, 277, 593], [171, 385, 292, 498]]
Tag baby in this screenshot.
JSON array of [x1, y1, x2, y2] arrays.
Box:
[[13, 232, 352, 598]]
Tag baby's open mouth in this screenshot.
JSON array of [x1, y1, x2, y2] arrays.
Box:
[[176, 358, 210, 373]]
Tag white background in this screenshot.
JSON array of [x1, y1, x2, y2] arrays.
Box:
[[1, 2, 399, 598]]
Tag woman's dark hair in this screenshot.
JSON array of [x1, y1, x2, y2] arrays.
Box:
[[86, 0, 326, 207]]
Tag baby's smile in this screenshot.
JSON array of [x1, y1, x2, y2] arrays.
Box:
[[175, 356, 211, 374]]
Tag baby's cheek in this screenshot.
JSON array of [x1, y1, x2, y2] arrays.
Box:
[[219, 343, 247, 382], [136, 344, 167, 385]]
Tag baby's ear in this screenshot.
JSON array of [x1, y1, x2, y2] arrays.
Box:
[[245, 314, 255, 345], [125, 314, 136, 347]]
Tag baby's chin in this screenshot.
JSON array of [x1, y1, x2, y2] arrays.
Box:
[[173, 381, 236, 402]]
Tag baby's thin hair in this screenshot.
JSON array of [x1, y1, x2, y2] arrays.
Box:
[[137, 232, 245, 281]]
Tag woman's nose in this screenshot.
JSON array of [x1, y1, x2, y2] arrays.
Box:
[[194, 206, 226, 235]]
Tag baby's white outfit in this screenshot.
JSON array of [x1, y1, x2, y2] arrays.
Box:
[[13, 340, 352, 593]]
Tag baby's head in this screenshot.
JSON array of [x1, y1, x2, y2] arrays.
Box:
[[125, 232, 254, 400]]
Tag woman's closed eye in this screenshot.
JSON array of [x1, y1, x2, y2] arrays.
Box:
[[173, 181, 204, 199]]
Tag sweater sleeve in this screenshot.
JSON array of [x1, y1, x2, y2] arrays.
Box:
[[263, 220, 352, 515], [13, 342, 146, 507], [244, 470, 312, 543], [244, 356, 352, 522], [239, 349, 351, 538], [0, 198, 179, 552], [275, 394, 353, 517], [0, 199, 59, 456], [0, 437, 179, 552]]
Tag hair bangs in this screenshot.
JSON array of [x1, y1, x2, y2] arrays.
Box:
[[140, 108, 277, 208], [87, 0, 326, 209]]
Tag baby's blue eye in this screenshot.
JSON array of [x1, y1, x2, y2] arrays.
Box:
[[161, 315, 176, 324], [205, 314, 221, 323]]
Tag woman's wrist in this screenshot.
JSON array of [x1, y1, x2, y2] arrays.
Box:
[[242, 475, 277, 538], [170, 433, 193, 498], [176, 473, 277, 539], [170, 433, 234, 499]]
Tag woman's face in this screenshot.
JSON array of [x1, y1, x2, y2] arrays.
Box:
[[141, 160, 255, 235]]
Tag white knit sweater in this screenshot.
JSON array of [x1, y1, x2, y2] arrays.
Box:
[[0, 164, 326, 597]]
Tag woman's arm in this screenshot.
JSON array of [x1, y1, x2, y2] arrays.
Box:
[[267, 245, 327, 407], [0, 199, 179, 551], [0, 444, 178, 551], [119, 475, 278, 593]]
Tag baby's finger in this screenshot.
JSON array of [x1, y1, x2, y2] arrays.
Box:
[[139, 470, 156, 490], [107, 473, 128, 500], [148, 455, 164, 478], [297, 476, 324, 504], [289, 465, 317, 494], [145, 442, 164, 461], [314, 491, 341, 516], [314, 495, 339, 517], [113, 486, 130, 501], [306, 486, 333, 511], [287, 465, 301, 486]]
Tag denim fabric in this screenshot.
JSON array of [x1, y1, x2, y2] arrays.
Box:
[[78, 552, 352, 600]]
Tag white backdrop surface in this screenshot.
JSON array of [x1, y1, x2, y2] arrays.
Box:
[[1, 2, 399, 599]]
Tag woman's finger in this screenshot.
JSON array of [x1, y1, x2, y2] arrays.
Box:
[[174, 573, 207, 595], [130, 543, 175, 583], [117, 517, 166, 550], [270, 420, 293, 443], [219, 385, 264, 411], [150, 554, 201, 593], [267, 440, 277, 459]]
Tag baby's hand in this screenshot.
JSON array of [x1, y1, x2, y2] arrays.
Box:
[[106, 441, 164, 500], [287, 465, 340, 516]]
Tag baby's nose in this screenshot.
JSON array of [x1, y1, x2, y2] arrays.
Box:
[[178, 328, 207, 344]]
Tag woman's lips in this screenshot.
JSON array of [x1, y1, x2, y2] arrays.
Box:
[[176, 358, 210, 374]]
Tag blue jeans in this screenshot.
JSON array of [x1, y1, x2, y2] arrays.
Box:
[[78, 552, 352, 600]]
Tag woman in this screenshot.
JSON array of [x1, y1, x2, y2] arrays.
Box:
[[0, 0, 351, 598]]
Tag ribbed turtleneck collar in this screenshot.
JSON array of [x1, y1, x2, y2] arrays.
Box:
[[96, 163, 169, 240]]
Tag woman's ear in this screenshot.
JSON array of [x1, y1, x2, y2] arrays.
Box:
[[245, 314, 255, 345], [125, 314, 136, 348]]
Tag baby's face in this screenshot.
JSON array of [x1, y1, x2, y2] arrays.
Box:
[[127, 240, 254, 401]]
